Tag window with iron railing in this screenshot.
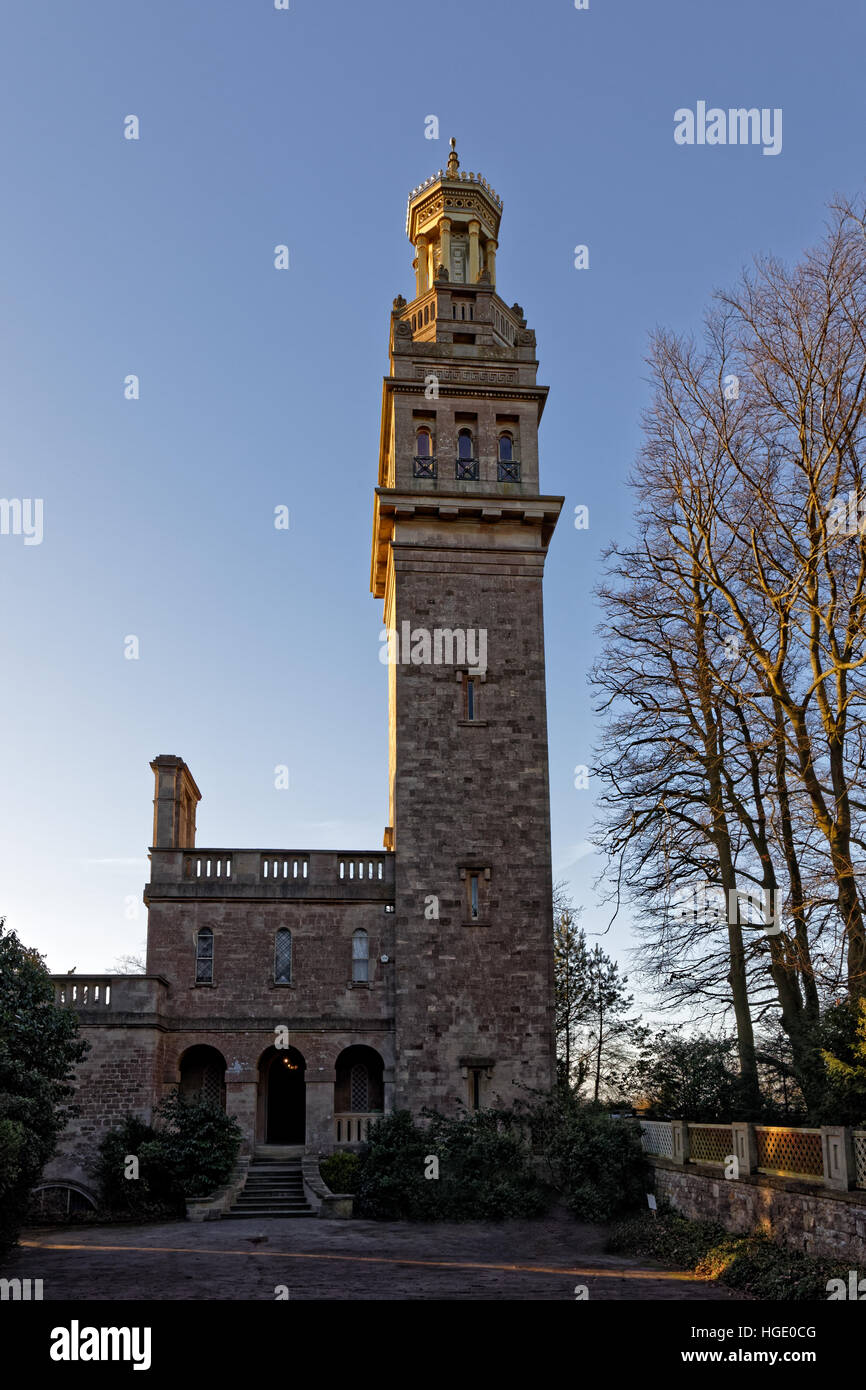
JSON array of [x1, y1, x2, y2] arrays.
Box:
[[497, 433, 521, 481], [456, 430, 478, 479], [414, 429, 437, 478]]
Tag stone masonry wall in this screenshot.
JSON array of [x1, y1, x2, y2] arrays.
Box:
[[43, 1026, 163, 1196], [653, 1159, 866, 1264], [146, 900, 394, 1026], [391, 532, 556, 1113]]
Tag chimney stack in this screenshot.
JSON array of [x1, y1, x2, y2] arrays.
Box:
[[150, 755, 201, 849]]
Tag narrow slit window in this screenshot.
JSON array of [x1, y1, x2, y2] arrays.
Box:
[[471, 1068, 481, 1110], [195, 928, 214, 984], [352, 929, 369, 983], [274, 928, 292, 984]]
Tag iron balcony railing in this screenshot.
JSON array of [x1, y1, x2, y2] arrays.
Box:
[[455, 457, 479, 480]]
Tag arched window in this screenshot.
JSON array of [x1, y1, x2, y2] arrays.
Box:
[[195, 928, 213, 984], [416, 429, 431, 457], [352, 929, 369, 983], [497, 432, 520, 481], [274, 928, 292, 984], [457, 430, 473, 460], [424, 304, 429, 325], [350, 1062, 369, 1112]]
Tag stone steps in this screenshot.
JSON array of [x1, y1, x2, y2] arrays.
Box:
[[225, 1156, 315, 1219]]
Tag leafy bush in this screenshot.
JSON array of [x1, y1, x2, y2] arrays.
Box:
[[147, 1091, 242, 1197], [354, 1109, 550, 1221], [527, 1089, 647, 1221], [608, 1206, 856, 1300], [94, 1092, 242, 1217], [94, 1114, 179, 1219], [319, 1150, 360, 1194]]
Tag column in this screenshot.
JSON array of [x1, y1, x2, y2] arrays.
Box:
[[415, 235, 429, 295], [485, 237, 497, 284], [439, 218, 451, 278], [731, 1121, 757, 1174], [821, 1126, 855, 1191], [468, 220, 480, 282]]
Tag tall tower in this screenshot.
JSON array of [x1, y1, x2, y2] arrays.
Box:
[[371, 141, 563, 1113]]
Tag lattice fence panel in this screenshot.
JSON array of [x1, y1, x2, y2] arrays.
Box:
[[755, 1126, 823, 1178], [201, 1063, 222, 1110], [350, 1064, 369, 1113], [853, 1131, 866, 1189], [640, 1121, 674, 1158], [688, 1124, 733, 1165]]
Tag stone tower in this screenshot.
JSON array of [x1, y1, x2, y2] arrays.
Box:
[[372, 140, 563, 1114]]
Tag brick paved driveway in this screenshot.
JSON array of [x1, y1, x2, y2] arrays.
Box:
[[6, 1216, 746, 1300]]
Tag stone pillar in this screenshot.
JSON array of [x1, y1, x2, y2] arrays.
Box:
[[670, 1120, 689, 1165], [468, 220, 481, 282], [305, 1078, 333, 1153], [485, 237, 497, 284], [382, 1062, 396, 1124], [415, 235, 428, 295], [439, 218, 451, 278], [822, 1126, 855, 1191], [731, 1121, 757, 1174], [224, 1064, 257, 1156]]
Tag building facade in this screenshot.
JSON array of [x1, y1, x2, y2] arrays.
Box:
[[45, 143, 563, 1202]]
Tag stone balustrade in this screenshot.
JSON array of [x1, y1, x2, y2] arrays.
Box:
[[334, 1112, 383, 1145], [145, 848, 395, 902], [52, 974, 168, 1018]]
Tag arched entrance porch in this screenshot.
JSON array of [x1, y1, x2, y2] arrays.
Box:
[[257, 1046, 306, 1144]]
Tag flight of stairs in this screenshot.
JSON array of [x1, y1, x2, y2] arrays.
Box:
[[225, 1147, 315, 1219]]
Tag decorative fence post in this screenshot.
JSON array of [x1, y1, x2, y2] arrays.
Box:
[[670, 1120, 689, 1165], [731, 1121, 757, 1175], [821, 1126, 854, 1192]]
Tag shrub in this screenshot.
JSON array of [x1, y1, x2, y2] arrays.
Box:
[[319, 1150, 360, 1194], [527, 1088, 647, 1222], [94, 1092, 242, 1217], [148, 1091, 242, 1198], [354, 1108, 550, 1221], [93, 1114, 179, 1219], [609, 1206, 856, 1300]]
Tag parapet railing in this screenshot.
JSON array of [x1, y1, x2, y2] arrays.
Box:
[[145, 848, 394, 898], [334, 1112, 383, 1145], [52, 974, 167, 1014], [637, 1118, 866, 1192]]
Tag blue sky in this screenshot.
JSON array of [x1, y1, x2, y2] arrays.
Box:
[[1, 0, 863, 987]]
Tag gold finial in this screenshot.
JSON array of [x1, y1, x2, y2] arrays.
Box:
[[446, 137, 460, 177]]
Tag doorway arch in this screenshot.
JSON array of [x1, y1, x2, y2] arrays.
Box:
[[259, 1046, 306, 1144]]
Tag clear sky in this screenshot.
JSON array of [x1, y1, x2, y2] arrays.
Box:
[[1, 0, 863, 984]]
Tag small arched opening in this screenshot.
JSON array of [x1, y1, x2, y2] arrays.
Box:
[[178, 1044, 227, 1110]]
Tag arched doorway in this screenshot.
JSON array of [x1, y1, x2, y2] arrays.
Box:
[[178, 1044, 226, 1110], [260, 1047, 306, 1144]]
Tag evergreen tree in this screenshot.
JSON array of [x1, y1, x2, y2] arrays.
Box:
[[0, 919, 88, 1251]]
